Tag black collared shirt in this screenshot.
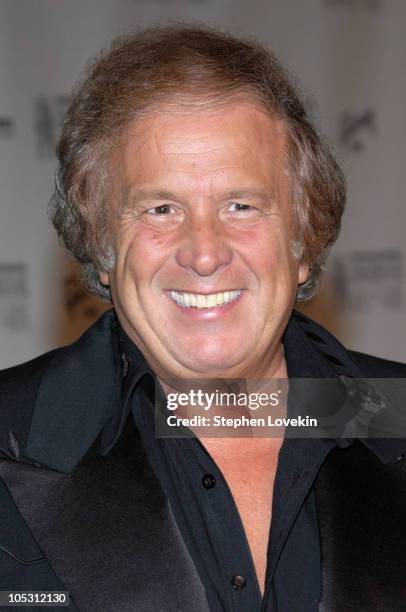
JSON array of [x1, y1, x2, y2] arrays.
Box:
[[115, 312, 405, 611], [132, 410, 334, 611]]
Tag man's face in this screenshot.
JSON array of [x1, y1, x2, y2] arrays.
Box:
[[100, 102, 308, 379]]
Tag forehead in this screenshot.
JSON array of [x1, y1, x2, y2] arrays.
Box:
[[113, 102, 288, 195]]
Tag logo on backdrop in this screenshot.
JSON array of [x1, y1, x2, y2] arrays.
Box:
[[33, 95, 71, 159], [0, 264, 29, 330], [0, 116, 15, 139], [324, 0, 382, 10], [332, 250, 404, 310], [338, 108, 377, 152]]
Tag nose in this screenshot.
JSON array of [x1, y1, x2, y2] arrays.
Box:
[[175, 213, 233, 276]]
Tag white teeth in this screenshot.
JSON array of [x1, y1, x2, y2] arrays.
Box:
[[207, 294, 216, 308], [197, 294, 206, 308], [170, 290, 242, 309]]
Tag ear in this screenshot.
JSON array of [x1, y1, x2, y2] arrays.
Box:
[[98, 270, 110, 286], [298, 263, 309, 285]]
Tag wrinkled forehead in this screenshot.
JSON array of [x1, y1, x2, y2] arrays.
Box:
[[121, 96, 287, 146], [109, 100, 290, 202]]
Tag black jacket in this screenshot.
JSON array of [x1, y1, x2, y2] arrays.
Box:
[[0, 309, 405, 611]]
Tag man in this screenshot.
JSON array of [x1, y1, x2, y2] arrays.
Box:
[[0, 25, 405, 612]]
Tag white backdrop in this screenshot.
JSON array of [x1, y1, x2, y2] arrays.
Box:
[[0, 0, 405, 368]]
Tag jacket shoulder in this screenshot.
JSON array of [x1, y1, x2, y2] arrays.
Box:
[[0, 309, 118, 461], [348, 350, 406, 378], [292, 310, 406, 378], [0, 349, 61, 455]]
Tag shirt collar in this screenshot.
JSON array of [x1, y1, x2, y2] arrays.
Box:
[[98, 324, 156, 456], [116, 310, 356, 454], [115, 309, 406, 464], [23, 308, 406, 471], [283, 310, 406, 463]]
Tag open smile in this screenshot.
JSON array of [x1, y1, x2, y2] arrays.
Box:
[[169, 289, 242, 309]]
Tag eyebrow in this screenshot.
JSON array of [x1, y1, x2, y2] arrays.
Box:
[[122, 187, 276, 209], [222, 189, 275, 201]]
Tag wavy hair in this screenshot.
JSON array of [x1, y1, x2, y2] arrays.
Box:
[[49, 24, 345, 301]]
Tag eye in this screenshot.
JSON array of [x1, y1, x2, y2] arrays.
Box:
[[228, 202, 254, 212], [145, 204, 173, 215], [140, 203, 184, 229], [221, 201, 264, 225]]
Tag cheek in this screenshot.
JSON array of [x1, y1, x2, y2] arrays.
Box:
[[242, 229, 298, 291], [116, 225, 175, 286], [242, 228, 288, 270]]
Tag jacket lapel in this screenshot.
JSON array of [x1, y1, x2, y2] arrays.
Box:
[[23, 310, 121, 473], [315, 440, 406, 611], [0, 418, 209, 612]]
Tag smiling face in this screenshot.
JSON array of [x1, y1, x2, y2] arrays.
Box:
[[100, 102, 308, 380]]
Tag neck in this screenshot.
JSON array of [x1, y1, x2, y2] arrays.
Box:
[[157, 344, 288, 442]]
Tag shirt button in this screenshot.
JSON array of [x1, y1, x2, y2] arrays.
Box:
[[231, 575, 246, 590], [202, 474, 216, 489]]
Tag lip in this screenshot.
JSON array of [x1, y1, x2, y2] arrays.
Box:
[[165, 289, 244, 320]]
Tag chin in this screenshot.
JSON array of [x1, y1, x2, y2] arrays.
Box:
[[174, 349, 245, 377], [181, 364, 237, 377], [169, 330, 254, 372]]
